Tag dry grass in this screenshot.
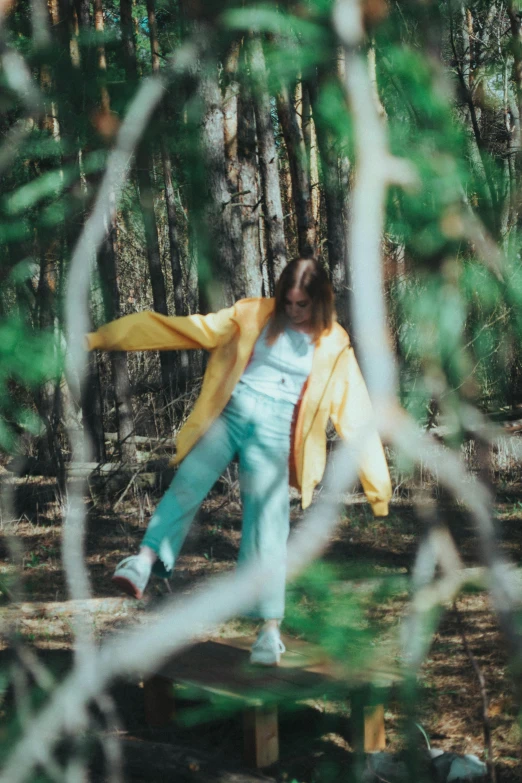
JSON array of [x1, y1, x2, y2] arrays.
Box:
[[1, 472, 522, 780]]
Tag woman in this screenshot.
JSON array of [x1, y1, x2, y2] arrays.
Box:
[[87, 258, 392, 665]]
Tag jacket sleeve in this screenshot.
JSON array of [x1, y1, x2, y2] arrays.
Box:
[[329, 347, 392, 517], [86, 306, 237, 352]]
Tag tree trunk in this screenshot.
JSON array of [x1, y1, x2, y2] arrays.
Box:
[[300, 82, 320, 235], [93, 0, 136, 463], [146, 0, 184, 318], [97, 221, 136, 462], [507, 1, 522, 232], [120, 0, 174, 397], [448, 6, 497, 224], [198, 61, 245, 309], [223, 40, 241, 191], [308, 73, 350, 330], [82, 353, 107, 463], [93, 0, 110, 113], [35, 252, 64, 476], [238, 71, 264, 297], [247, 35, 286, 290], [276, 83, 316, 258]]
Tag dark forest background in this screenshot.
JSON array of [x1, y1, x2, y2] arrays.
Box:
[[3, 0, 522, 471]]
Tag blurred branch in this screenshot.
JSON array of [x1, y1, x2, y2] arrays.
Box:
[[0, 435, 362, 783], [30, 0, 50, 49], [0, 26, 374, 783], [93, 693, 124, 783], [0, 118, 36, 175], [333, 0, 417, 403], [0, 32, 44, 174], [62, 34, 203, 666], [334, 0, 522, 697]]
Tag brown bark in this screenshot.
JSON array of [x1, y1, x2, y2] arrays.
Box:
[[93, 0, 110, 113], [35, 252, 65, 479], [97, 227, 136, 462], [238, 72, 264, 297], [93, 0, 135, 462], [223, 40, 240, 191], [308, 73, 350, 330], [199, 61, 245, 309], [508, 2, 522, 154], [247, 35, 286, 290], [276, 83, 316, 258], [449, 6, 497, 220], [120, 0, 174, 395], [300, 82, 320, 229], [146, 0, 184, 317], [82, 353, 107, 463], [74, 0, 90, 29]]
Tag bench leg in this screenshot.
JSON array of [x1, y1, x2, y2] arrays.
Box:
[[351, 690, 386, 752], [243, 705, 279, 768], [143, 675, 176, 727]]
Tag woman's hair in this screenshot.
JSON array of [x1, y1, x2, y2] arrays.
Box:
[[266, 258, 335, 345]]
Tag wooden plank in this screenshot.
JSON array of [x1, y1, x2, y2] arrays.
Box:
[[243, 705, 279, 768], [156, 640, 337, 703], [156, 638, 401, 704]]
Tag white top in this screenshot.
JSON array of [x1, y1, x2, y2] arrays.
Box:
[[238, 324, 315, 404]]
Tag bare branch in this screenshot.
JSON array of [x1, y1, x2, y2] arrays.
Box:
[[62, 35, 203, 663]]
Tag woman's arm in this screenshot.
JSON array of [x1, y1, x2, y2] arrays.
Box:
[[329, 348, 392, 517], [86, 306, 237, 353]]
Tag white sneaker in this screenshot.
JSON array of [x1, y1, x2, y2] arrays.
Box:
[[112, 555, 151, 599], [250, 627, 286, 666]]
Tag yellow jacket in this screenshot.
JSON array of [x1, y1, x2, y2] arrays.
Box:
[[88, 297, 391, 515]]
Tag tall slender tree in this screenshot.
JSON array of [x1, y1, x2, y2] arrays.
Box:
[[238, 69, 264, 296], [120, 0, 175, 397], [198, 59, 246, 309], [93, 0, 135, 462], [276, 81, 316, 258], [146, 0, 185, 318], [247, 34, 286, 289]]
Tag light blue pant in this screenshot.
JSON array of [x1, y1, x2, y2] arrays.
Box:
[[142, 384, 295, 619]]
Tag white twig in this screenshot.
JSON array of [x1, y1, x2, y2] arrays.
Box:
[[62, 37, 202, 664], [334, 0, 522, 678]]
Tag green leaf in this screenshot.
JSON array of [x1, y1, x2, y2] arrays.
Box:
[[222, 5, 325, 43], [4, 150, 107, 216]]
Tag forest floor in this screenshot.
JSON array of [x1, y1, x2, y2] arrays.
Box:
[[1, 467, 522, 782]]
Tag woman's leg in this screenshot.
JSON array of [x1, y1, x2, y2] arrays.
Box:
[[237, 394, 293, 621], [140, 413, 238, 578]]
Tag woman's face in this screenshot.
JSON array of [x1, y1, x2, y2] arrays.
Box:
[[284, 287, 313, 331]]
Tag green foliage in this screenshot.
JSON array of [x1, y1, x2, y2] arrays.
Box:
[[286, 562, 404, 671], [0, 316, 62, 452], [4, 151, 106, 217]]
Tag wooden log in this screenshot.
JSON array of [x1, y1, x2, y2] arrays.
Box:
[[0, 597, 143, 621], [104, 432, 176, 448]]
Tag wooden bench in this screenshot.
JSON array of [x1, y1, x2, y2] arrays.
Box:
[[143, 636, 400, 768]]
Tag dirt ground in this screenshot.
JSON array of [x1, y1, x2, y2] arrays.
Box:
[[1, 469, 522, 782]]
